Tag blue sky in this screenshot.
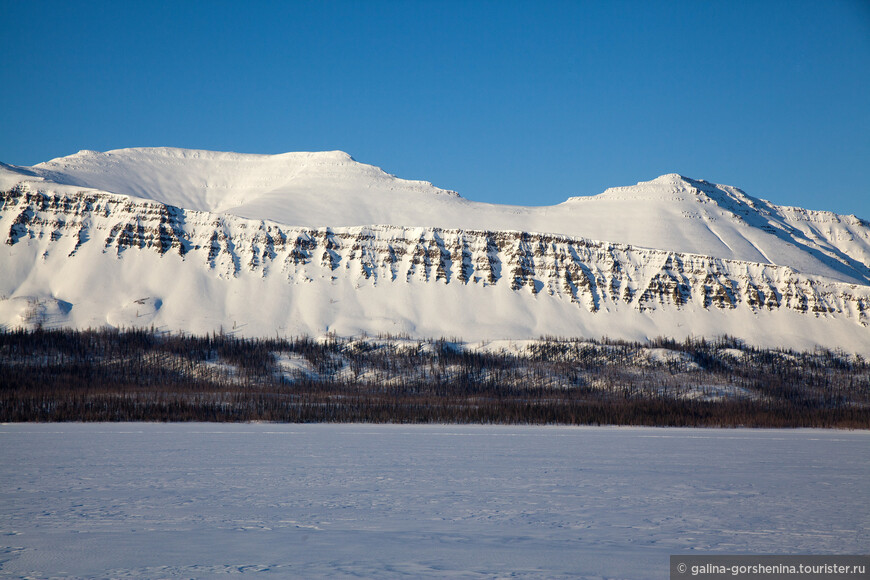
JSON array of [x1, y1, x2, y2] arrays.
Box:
[[3, 0, 869, 218]]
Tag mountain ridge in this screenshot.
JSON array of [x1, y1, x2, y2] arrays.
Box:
[[5, 147, 868, 285], [1, 148, 869, 353]]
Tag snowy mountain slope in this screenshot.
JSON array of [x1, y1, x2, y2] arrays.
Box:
[[22, 148, 464, 231], [11, 148, 870, 285], [1, 177, 869, 354]]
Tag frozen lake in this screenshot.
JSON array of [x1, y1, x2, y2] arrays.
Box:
[[1, 424, 868, 579]]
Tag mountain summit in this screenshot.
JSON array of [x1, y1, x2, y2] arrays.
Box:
[[24, 147, 460, 224], [2, 148, 869, 353]]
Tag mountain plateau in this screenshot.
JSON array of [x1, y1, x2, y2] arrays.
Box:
[[1, 148, 868, 354]]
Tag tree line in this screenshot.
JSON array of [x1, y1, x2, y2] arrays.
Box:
[[1, 328, 867, 428]]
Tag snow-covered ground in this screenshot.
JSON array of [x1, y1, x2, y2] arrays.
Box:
[[1, 424, 867, 579]]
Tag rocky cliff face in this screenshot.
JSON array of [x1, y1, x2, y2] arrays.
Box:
[[4, 184, 868, 330]]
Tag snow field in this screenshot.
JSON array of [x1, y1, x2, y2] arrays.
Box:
[[1, 424, 867, 579]]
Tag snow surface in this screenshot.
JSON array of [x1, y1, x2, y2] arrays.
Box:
[[1, 424, 868, 579]]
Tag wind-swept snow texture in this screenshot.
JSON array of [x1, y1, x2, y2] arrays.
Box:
[[1, 424, 868, 579], [1, 148, 869, 353]]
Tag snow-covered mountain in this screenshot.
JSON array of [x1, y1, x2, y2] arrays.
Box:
[[2, 147, 869, 353]]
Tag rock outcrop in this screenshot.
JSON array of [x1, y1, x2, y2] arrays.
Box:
[[4, 184, 868, 326]]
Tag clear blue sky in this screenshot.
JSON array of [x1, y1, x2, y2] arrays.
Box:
[[3, 0, 869, 218]]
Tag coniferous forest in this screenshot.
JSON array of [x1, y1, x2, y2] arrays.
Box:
[[1, 328, 868, 427]]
